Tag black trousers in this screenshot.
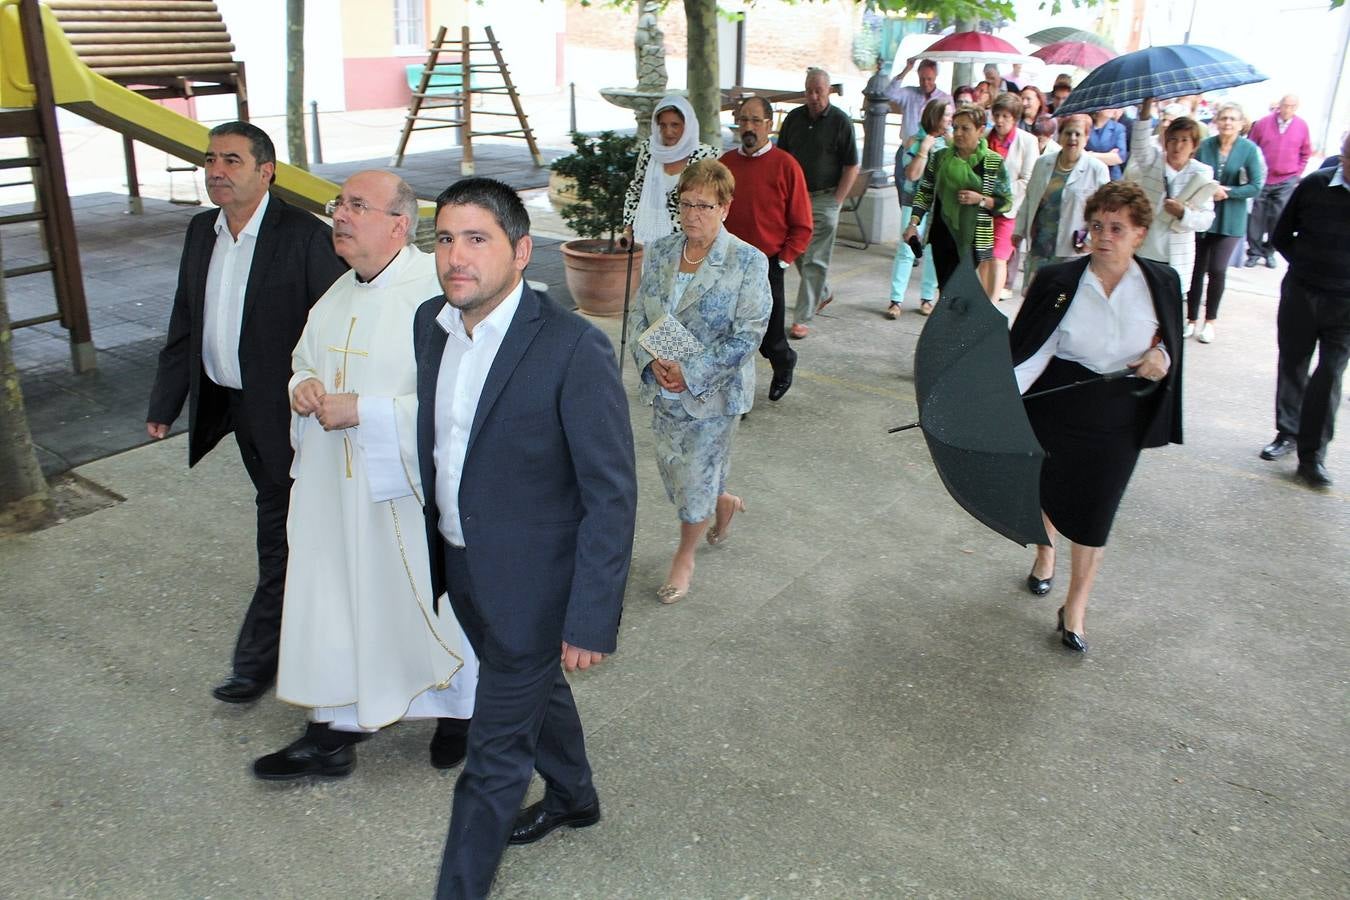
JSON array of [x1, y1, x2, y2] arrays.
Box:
[[1275, 274, 1350, 463], [1188, 233, 1241, 322], [225, 390, 290, 683], [758, 256, 797, 376], [1247, 179, 1297, 262], [435, 546, 596, 900]]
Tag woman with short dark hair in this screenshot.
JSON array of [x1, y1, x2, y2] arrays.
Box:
[[1010, 181, 1184, 653]]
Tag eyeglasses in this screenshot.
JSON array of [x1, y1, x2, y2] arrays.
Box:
[[678, 201, 719, 213], [1087, 221, 1133, 237], [324, 197, 401, 217], [735, 117, 768, 126]]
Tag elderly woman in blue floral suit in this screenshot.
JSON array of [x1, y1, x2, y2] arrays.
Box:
[[629, 159, 770, 605]]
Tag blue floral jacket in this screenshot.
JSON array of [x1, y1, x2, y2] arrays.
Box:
[[628, 227, 770, 418]]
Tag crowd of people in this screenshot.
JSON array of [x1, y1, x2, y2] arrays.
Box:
[[139, 53, 1345, 896]]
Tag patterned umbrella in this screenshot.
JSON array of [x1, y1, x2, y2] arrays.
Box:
[[1026, 27, 1116, 51], [914, 30, 1035, 66], [1054, 44, 1268, 117], [1031, 40, 1116, 70]]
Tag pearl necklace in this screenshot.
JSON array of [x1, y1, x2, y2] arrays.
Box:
[[682, 242, 709, 265]]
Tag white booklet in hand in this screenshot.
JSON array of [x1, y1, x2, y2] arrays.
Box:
[[639, 313, 705, 361]]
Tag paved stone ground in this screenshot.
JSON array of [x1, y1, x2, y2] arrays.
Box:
[[3, 208, 1347, 897]]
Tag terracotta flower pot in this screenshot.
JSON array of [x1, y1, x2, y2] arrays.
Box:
[[560, 239, 643, 317]]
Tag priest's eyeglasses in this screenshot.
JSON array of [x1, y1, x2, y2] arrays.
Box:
[[678, 201, 719, 213], [325, 197, 402, 217]]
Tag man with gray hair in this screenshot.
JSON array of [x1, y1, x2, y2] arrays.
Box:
[[147, 121, 346, 706], [252, 170, 478, 781], [776, 67, 859, 339]]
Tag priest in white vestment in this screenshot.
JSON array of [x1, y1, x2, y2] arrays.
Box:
[[254, 171, 477, 781]]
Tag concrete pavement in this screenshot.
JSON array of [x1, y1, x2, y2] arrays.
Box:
[[2, 234, 1346, 897]]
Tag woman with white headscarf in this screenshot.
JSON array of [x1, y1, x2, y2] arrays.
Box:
[[623, 95, 721, 245]]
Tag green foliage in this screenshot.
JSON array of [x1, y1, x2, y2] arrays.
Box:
[[551, 131, 639, 251]]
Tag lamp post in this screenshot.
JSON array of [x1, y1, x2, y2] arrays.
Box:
[[861, 58, 892, 188]]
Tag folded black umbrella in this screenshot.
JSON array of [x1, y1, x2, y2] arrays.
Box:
[[891, 258, 1049, 547]]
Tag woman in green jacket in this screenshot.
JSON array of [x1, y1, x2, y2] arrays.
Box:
[[1188, 102, 1266, 343], [903, 104, 1013, 293]]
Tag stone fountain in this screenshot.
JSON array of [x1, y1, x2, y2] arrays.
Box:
[[598, 1, 673, 140]]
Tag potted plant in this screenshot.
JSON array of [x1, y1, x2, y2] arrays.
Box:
[[551, 130, 643, 317]]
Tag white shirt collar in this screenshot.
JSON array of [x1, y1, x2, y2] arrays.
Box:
[[213, 191, 270, 240], [739, 140, 775, 158], [1081, 258, 1148, 300], [435, 276, 525, 343], [1331, 167, 1348, 190]]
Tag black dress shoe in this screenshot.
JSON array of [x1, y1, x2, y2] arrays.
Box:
[[1026, 572, 1053, 596], [1265, 257, 1277, 269], [1056, 607, 1087, 651], [1243, 257, 1260, 268], [253, 730, 356, 781], [211, 674, 271, 704], [768, 367, 794, 402], [429, 718, 469, 770], [508, 799, 600, 845], [1061, 629, 1088, 653], [1296, 459, 1333, 489], [1259, 436, 1296, 460]]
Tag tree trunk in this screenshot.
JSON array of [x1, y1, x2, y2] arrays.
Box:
[[286, 0, 308, 171], [0, 235, 53, 531], [950, 17, 976, 95], [684, 0, 721, 146]]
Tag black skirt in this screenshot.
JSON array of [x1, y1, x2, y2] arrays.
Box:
[[1024, 358, 1150, 547]]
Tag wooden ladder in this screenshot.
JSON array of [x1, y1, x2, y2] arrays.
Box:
[[390, 25, 544, 174], [0, 0, 94, 373]]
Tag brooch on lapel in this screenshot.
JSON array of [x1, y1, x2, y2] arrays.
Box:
[[1053, 293, 1067, 309]]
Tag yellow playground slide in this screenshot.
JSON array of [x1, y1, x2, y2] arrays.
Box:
[[0, 1, 338, 214]]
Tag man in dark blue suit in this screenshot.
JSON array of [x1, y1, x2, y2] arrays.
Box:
[[415, 178, 636, 899]]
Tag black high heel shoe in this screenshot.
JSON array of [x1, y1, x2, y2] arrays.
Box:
[[1027, 572, 1054, 596], [1056, 607, 1087, 652]]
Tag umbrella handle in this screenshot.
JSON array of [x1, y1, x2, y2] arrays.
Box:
[[1022, 367, 1136, 401], [887, 421, 920, 434]]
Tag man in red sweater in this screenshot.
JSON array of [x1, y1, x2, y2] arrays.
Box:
[[1246, 95, 1312, 268], [721, 96, 813, 401]]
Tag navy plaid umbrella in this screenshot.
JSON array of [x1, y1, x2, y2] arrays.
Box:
[[1053, 44, 1267, 117]]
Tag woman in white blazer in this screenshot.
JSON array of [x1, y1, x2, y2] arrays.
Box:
[[1122, 98, 1216, 293], [985, 92, 1042, 300], [1013, 115, 1111, 291]]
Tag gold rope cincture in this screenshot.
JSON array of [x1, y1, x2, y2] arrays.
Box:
[[389, 502, 465, 688], [327, 316, 369, 479]]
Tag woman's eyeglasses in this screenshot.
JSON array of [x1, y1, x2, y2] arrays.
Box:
[[678, 201, 719, 213]]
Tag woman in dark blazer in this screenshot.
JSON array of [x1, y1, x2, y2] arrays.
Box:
[[1188, 102, 1266, 343], [1010, 182, 1183, 653]]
